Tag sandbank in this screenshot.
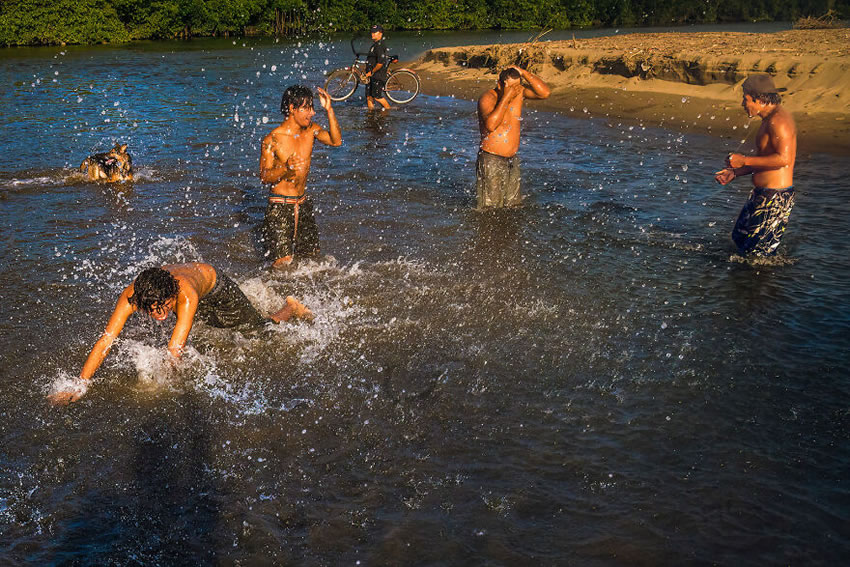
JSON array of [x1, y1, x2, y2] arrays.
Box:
[[408, 29, 850, 155]]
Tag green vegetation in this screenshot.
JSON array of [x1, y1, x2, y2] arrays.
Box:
[[1, 0, 847, 46]]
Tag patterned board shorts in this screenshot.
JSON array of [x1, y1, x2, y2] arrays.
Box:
[[732, 186, 796, 256]]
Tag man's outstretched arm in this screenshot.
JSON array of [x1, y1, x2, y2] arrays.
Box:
[[49, 287, 135, 405], [80, 288, 135, 381], [314, 87, 342, 147]]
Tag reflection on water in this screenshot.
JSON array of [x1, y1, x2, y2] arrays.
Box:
[[1, 29, 849, 565]]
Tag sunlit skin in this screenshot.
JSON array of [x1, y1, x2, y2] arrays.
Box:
[[365, 30, 392, 111], [48, 263, 312, 405], [260, 87, 342, 267], [478, 66, 550, 158], [714, 93, 796, 189]]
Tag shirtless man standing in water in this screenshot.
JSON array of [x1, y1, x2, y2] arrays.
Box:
[[260, 85, 342, 267], [715, 74, 797, 256], [476, 65, 550, 208], [49, 263, 312, 405]]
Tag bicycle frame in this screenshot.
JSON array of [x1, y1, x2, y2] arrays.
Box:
[[324, 36, 420, 104]]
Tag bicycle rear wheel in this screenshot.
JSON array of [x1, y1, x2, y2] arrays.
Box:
[[383, 70, 420, 104], [324, 69, 359, 101]]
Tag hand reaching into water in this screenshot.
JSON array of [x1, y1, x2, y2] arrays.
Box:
[[48, 380, 88, 406]]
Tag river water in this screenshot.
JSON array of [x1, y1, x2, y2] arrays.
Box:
[[1, 27, 848, 565]]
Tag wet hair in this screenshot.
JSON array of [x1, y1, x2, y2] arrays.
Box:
[[747, 91, 782, 105], [280, 85, 314, 117], [128, 267, 179, 313], [498, 68, 521, 84]]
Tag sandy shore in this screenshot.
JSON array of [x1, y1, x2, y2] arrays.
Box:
[[408, 29, 850, 155]]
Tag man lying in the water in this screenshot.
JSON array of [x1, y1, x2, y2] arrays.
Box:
[[49, 262, 312, 405]]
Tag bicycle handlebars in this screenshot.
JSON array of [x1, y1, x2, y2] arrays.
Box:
[[350, 37, 367, 58]]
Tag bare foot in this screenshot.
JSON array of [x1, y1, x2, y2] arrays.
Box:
[[286, 296, 314, 321], [269, 296, 313, 323], [272, 255, 293, 269]]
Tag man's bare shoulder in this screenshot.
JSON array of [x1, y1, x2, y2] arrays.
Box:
[[119, 283, 135, 303], [774, 106, 796, 127], [478, 89, 497, 104], [767, 106, 797, 137], [478, 89, 498, 113], [264, 126, 296, 148]]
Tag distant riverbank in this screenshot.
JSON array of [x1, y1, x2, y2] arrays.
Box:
[[409, 29, 850, 154]]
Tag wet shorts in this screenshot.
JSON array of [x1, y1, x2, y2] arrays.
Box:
[[368, 76, 387, 98], [476, 150, 521, 209], [196, 273, 266, 328], [262, 195, 320, 262], [732, 186, 796, 256]]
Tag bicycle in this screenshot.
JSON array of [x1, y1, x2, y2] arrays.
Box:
[[324, 38, 421, 105]]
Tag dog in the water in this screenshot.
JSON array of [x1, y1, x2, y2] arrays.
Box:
[[80, 143, 134, 182]]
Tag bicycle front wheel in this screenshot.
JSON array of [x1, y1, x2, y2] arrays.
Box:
[[324, 69, 359, 101], [384, 70, 420, 104]]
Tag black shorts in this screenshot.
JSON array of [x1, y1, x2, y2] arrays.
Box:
[[368, 76, 387, 98], [196, 273, 267, 328], [262, 195, 320, 261]]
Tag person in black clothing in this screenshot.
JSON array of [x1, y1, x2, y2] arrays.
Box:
[[365, 24, 392, 110]]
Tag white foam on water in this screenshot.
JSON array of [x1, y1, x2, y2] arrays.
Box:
[[45, 369, 90, 400], [511, 297, 559, 319], [193, 368, 272, 416], [729, 253, 797, 267], [239, 267, 366, 366], [2, 176, 62, 189], [121, 340, 182, 391]]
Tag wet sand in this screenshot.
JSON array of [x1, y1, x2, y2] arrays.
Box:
[[409, 29, 850, 155]]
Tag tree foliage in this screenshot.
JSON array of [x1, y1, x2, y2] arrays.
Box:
[[1, 0, 848, 46]]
